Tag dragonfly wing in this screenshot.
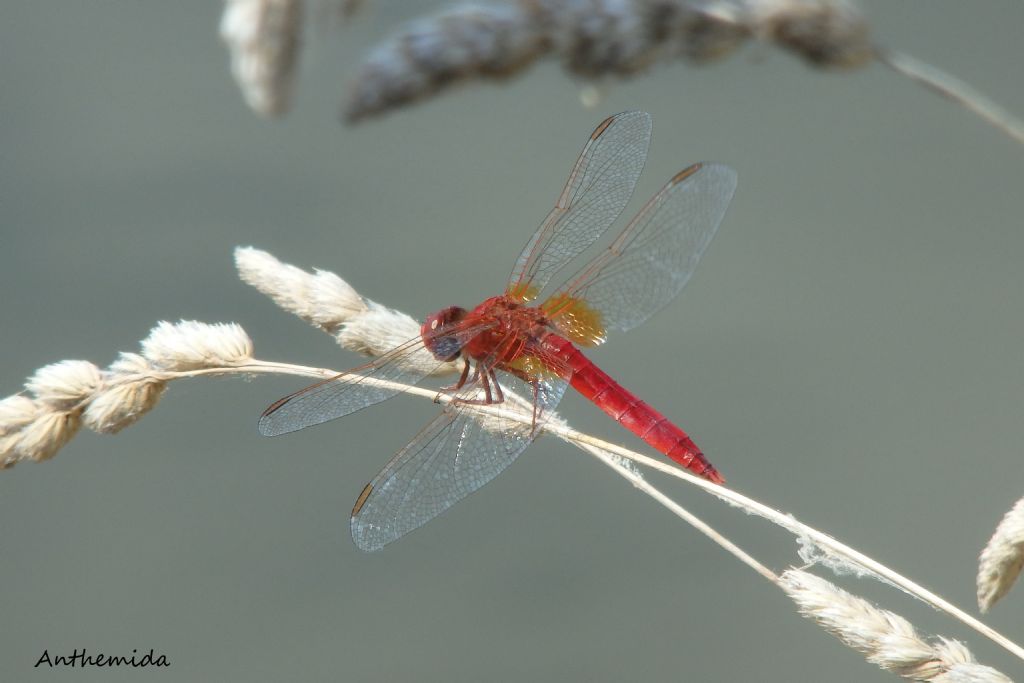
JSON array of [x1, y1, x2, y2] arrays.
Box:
[[350, 351, 570, 552], [258, 322, 494, 437], [507, 111, 651, 301], [543, 163, 737, 344]]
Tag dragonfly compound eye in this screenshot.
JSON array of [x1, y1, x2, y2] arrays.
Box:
[[421, 306, 467, 361]]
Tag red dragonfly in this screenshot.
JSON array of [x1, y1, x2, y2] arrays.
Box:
[[260, 111, 737, 551]]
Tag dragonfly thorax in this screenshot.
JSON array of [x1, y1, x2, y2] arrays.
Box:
[[459, 295, 551, 364]]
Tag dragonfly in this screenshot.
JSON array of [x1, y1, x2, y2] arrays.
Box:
[[260, 111, 737, 551]]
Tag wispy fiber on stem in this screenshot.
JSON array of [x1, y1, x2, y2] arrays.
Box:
[[780, 570, 1011, 682], [977, 496, 1024, 613]]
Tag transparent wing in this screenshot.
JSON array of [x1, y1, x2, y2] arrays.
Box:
[[542, 163, 737, 345], [258, 321, 494, 437], [506, 111, 651, 302], [350, 345, 570, 552]]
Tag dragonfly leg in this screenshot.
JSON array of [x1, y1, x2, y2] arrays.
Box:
[[488, 368, 505, 404], [435, 358, 472, 403], [480, 370, 494, 404], [448, 361, 512, 407], [443, 358, 471, 391]]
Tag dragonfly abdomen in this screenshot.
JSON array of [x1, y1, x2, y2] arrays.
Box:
[[554, 338, 724, 484]]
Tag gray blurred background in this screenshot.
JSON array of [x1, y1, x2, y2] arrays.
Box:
[[2, 2, 1023, 681]]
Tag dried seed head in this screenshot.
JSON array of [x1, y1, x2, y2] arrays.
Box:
[[345, 0, 877, 122], [108, 352, 156, 377], [13, 411, 82, 463], [337, 302, 420, 356], [0, 435, 17, 468], [0, 395, 43, 436], [25, 360, 103, 410], [750, 0, 873, 68], [82, 380, 167, 435], [340, 302, 458, 375], [345, 3, 543, 122], [80, 352, 167, 433], [309, 269, 367, 330], [235, 246, 368, 334], [780, 570, 1010, 682], [555, 0, 657, 77], [141, 321, 254, 371], [672, 1, 751, 62], [977, 497, 1024, 612], [933, 655, 1011, 683], [236, 247, 458, 374], [220, 0, 304, 116]]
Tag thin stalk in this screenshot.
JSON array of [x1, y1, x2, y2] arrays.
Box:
[[210, 358, 1024, 662], [878, 48, 1024, 146], [562, 427, 1024, 663], [582, 443, 779, 584]]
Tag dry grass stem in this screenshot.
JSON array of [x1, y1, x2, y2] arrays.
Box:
[[563, 423, 1024, 662], [215, 0, 1024, 147], [585, 441, 779, 583], [0, 252, 461, 468], [588, 446, 1013, 679], [343, 0, 872, 122], [877, 49, 1024, 147], [221, 0, 304, 117], [1, 321, 260, 468], [335, 0, 1024, 149], [977, 496, 1024, 613], [5, 248, 1022, 676], [228, 248, 1019, 663], [780, 570, 1011, 682]]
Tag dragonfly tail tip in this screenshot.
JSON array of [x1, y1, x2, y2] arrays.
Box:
[[705, 468, 725, 485]]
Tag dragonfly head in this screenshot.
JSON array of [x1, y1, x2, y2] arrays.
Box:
[[422, 306, 468, 361]]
